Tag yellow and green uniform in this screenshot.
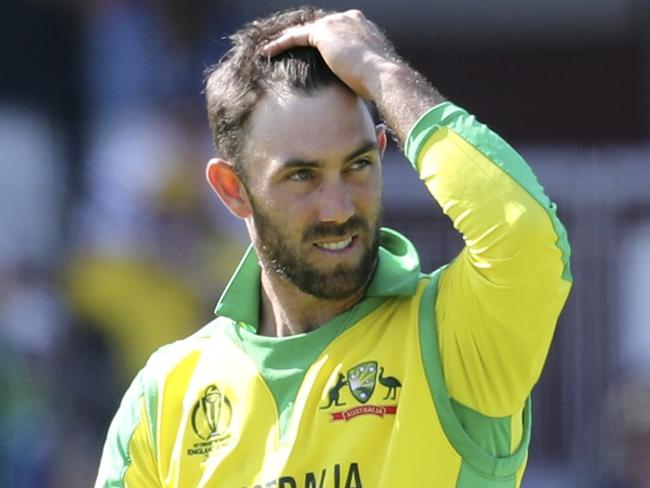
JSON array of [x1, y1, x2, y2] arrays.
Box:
[[96, 102, 572, 487]]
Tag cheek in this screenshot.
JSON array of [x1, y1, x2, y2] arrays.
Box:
[[268, 198, 312, 236], [355, 178, 382, 216]]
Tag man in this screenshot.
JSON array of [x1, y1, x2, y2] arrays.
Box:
[[96, 7, 572, 487]]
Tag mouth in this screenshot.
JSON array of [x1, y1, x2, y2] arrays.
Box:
[[313, 235, 355, 252]]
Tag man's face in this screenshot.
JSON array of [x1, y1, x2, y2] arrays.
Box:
[[240, 84, 383, 300]]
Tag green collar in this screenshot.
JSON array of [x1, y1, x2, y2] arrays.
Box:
[[214, 227, 421, 329]]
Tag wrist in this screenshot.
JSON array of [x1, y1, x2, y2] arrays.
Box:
[[358, 54, 403, 101]]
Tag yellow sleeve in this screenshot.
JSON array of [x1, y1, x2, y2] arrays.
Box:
[[405, 102, 572, 418], [95, 370, 160, 487]]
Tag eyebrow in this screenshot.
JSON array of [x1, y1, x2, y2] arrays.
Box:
[[280, 140, 379, 169]]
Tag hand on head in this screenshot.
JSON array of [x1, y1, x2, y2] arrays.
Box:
[[261, 9, 398, 100]]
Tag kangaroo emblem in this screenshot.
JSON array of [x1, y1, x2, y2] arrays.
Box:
[[320, 373, 348, 409]]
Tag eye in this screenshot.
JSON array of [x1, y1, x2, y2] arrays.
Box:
[[348, 158, 372, 171], [287, 168, 314, 181]]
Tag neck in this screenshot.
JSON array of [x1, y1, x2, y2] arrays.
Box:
[[258, 270, 366, 337]]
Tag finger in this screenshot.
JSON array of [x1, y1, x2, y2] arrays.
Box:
[[260, 26, 313, 57]]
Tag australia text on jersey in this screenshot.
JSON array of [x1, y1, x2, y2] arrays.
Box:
[[243, 462, 363, 488]]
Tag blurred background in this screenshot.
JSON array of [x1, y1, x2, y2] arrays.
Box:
[[1, 0, 649, 486]]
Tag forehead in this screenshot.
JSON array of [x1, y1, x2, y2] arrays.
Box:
[[242, 84, 377, 168]]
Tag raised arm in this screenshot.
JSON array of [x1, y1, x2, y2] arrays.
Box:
[[406, 104, 572, 419]]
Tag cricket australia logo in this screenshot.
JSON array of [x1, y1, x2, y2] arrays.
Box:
[[347, 361, 377, 404], [187, 384, 232, 457], [321, 361, 401, 422]]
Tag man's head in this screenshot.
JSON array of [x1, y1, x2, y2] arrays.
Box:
[[204, 7, 386, 301], [205, 6, 341, 174]]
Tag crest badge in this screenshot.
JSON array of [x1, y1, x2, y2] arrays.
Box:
[[347, 361, 377, 404]]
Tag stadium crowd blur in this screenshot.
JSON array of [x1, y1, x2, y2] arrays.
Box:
[[1, 1, 649, 486]]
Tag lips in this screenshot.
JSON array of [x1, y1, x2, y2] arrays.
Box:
[[314, 237, 353, 251], [304, 216, 367, 245]]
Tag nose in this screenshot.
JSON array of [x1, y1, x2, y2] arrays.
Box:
[[317, 179, 355, 224]]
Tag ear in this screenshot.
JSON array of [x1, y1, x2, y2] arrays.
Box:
[[206, 158, 252, 219], [376, 124, 388, 156]]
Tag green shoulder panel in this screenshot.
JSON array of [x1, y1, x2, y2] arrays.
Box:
[[405, 102, 572, 282], [96, 320, 224, 487], [417, 271, 532, 482], [95, 369, 146, 487]]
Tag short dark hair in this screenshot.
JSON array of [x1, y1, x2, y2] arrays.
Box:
[[204, 6, 345, 171]]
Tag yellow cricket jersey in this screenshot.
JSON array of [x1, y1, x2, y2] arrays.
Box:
[[96, 102, 572, 487]]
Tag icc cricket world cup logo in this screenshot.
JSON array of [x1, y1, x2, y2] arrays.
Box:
[[191, 384, 233, 441]]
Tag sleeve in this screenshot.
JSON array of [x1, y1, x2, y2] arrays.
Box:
[[405, 102, 572, 419], [95, 369, 160, 488]]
